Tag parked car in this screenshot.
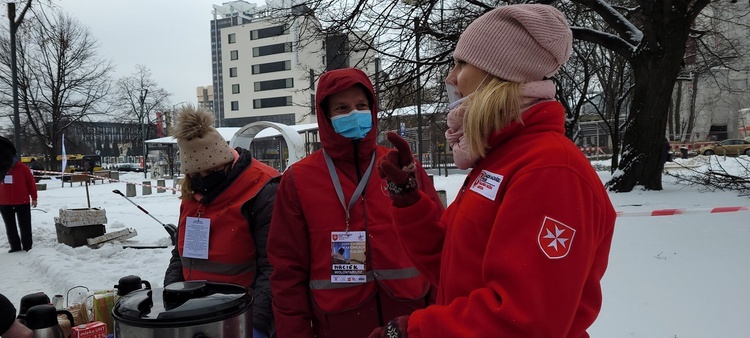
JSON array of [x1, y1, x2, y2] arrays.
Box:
[[695, 139, 750, 156], [117, 163, 144, 172]]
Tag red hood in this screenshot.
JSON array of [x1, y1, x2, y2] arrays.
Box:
[[316, 68, 378, 162]]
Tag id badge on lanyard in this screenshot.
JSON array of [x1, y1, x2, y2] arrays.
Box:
[[183, 216, 211, 259], [331, 231, 367, 283], [323, 150, 376, 284]]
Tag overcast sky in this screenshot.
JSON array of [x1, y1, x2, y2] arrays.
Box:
[[54, 0, 265, 109]]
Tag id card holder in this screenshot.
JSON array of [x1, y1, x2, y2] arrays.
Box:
[[3, 175, 11, 184], [183, 216, 211, 259], [330, 231, 367, 283]]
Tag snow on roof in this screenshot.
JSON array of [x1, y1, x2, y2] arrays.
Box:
[[380, 103, 443, 117]]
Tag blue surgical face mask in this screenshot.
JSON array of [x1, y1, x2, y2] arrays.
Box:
[[331, 110, 373, 140]]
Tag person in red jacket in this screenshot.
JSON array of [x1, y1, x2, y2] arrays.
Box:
[[268, 68, 445, 338], [163, 106, 280, 338], [0, 143, 38, 253], [372, 4, 616, 338]]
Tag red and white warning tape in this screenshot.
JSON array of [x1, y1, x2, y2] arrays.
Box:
[[30, 170, 750, 215], [616, 206, 749, 217], [33, 170, 179, 192]]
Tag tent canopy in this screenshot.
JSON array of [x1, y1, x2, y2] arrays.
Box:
[[145, 123, 318, 145]]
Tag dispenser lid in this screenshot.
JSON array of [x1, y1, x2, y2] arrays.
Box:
[[112, 281, 252, 327]]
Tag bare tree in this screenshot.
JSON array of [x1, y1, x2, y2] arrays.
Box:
[[112, 65, 171, 156], [0, 7, 113, 168], [279, 0, 749, 191]]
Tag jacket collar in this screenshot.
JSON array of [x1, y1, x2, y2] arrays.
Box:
[[486, 101, 566, 151]]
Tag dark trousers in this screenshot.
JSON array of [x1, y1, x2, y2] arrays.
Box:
[[0, 204, 33, 251]]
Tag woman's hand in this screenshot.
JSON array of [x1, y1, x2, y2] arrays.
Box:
[[377, 132, 420, 207]]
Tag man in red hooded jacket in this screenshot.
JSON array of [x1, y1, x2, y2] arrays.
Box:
[[268, 68, 444, 338]]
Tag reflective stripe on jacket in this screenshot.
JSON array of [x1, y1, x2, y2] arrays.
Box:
[[178, 158, 279, 287]]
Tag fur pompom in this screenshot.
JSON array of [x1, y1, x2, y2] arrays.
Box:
[[173, 105, 216, 140]]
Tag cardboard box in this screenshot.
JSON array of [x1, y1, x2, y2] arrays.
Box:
[[71, 321, 107, 338]]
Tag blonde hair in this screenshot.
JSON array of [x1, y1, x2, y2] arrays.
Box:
[[463, 78, 523, 158], [179, 176, 194, 201]]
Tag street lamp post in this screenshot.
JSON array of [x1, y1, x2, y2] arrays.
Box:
[[167, 101, 188, 136], [8, 3, 27, 154], [140, 89, 149, 178], [414, 17, 423, 164]]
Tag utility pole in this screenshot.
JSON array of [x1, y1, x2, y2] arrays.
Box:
[[8, 2, 31, 153], [140, 88, 149, 178], [414, 17, 423, 164]]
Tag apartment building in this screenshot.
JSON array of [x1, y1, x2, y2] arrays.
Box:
[[672, 2, 750, 141], [210, 0, 377, 128], [196, 85, 215, 113]]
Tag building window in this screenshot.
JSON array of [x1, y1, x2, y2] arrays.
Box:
[[229, 67, 237, 77], [251, 60, 292, 74], [252, 42, 292, 57], [230, 50, 239, 60], [228, 33, 236, 44], [253, 96, 292, 109], [254, 78, 294, 92], [251, 25, 289, 40], [231, 101, 239, 111], [232, 84, 240, 94]]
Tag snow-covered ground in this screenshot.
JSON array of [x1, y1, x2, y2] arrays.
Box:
[[1, 157, 748, 337]]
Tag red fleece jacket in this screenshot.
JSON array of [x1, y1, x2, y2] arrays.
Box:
[[0, 161, 37, 205], [393, 101, 616, 337]]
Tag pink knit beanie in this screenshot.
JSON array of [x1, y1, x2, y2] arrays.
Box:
[[453, 4, 572, 83]]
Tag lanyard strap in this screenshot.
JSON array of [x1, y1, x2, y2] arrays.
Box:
[[323, 150, 376, 233]]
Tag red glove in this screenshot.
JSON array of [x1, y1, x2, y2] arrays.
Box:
[[368, 315, 409, 338], [377, 132, 420, 207]]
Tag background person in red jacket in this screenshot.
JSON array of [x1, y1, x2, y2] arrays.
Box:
[[0, 139, 32, 336], [0, 140, 38, 253], [372, 4, 616, 338], [268, 68, 444, 338], [163, 106, 280, 338]]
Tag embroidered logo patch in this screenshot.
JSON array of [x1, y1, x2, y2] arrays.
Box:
[[469, 170, 503, 201], [537, 217, 576, 259]]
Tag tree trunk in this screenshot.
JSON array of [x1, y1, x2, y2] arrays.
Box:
[[685, 78, 699, 141], [607, 52, 685, 191], [674, 81, 683, 140]]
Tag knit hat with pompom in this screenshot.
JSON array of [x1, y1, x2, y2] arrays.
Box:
[[173, 106, 234, 174]]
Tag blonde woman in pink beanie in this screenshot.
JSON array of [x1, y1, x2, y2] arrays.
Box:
[[372, 4, 616, 338]]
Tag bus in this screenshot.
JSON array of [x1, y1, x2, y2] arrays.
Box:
[[55, 154, 103, 173]]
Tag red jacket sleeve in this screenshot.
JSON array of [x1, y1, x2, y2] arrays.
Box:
[[390, 163, 447, 287], [23, 165, 37, 200], [392, 191, 446, 287], [414, 162, 446, 216], [403, 167, 614, 337], [267, 168, 315, 338]]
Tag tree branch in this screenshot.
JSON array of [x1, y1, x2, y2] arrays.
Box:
[[571, 0, 643, 45], [572, 26, 635, 60]]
